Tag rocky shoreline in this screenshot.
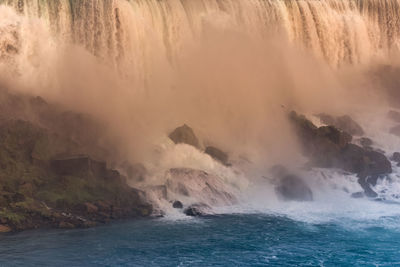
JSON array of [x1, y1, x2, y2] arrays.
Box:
[[0, 90, 153, 233], [1, 87, 400, 232], [0, 120, 152, 232]]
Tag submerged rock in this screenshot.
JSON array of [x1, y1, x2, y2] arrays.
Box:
[[391, 152, 400, 166], [172, 201, 183, 209], [205, 146, 230, 166], [184, 203, 211, 217], [168, 124, 200, 149], [275, 175, 313, 201], [271, 166, 313, 202]]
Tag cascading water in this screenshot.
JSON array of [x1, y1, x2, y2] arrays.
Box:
[[1, 0, 400, 70], [1, 0, 400, 219]]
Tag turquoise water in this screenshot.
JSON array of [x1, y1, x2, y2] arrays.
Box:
[[0, 214, 400, 266]]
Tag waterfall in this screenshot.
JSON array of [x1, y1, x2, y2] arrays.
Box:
[[1, 0, 399, 71], [1, 0, 400, 215]]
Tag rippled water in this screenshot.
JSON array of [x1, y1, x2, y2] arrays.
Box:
[[0, 214, 399, 266]]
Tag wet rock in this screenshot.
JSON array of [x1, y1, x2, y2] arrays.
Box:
[[172, 201, 183, 209], [58, 221, 76, 229], [335, 115, 364, 136], [357, 176, 378, 198], [359, 137, 373, 148], [184, 203, 211, 216], [169, 124, 200, 149], [205, 146, 230, 166], [388, 110, 400, 123], [165, 168, 237, 206], [274, 172, 313, 202], [364, 150, 392, 176], [391, 152, 400, 166], [83, 221, 97, 228], [0, 110, 154, 232], [339, 144, 368, 173], [317, 113, 364, 136], [317, 126, 352, 148], [0, 224, 11, 233], [84, 203, 99, 213], [290, 111, 350, 167], [290, 111, 391, 197], [51, 155, 104, 176], [316, 113, 336, 125], [95, 201, 112, 212]]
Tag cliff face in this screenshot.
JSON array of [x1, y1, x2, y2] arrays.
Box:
[[0, 90, 152, 232]]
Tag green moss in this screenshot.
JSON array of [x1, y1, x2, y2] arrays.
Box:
[[0, 118, 148, 227], [37, 175, 100, 206], [0, 208, 25, 224]]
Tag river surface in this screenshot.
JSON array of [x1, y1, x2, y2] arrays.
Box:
[[1, 213, 400, 266]]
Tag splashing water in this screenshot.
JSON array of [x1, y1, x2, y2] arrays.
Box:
[[0, 0, 400, 222]]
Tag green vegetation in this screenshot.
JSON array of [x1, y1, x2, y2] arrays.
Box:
[[0, 119, 150, 231]]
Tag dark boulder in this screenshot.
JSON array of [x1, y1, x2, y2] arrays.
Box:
[[169, 124, 200, 149], [317, 125, 352, 148], [339, 144, 369, 173], [290, 111, 391, 197], [205, 146, 229, 166], [391, 152, 400, 166], [359, 137, 373, 148], [357, 176, 378, 198], [335, 115, 364, 136], [316, 113, 364, 136], [316, 113, 336, 125], [184, 203, 211, 216], [275, 174, 313, 202], [364, 150, 392, 176], [172, 200, 183, 209], [289, 111, 350, 168]]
